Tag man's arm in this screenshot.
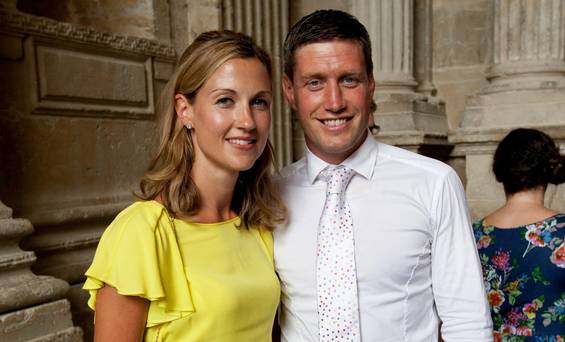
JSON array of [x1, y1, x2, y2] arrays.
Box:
[[431, 169, 493, 341]]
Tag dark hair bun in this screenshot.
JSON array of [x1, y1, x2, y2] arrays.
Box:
[[547, 153, 565, 185], [493, 128, 564, 194]]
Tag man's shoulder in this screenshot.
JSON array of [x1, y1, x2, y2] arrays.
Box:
[[376, 142, 452, 177], [275, 158, 307, 185]]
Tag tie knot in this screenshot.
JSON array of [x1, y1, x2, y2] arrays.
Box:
[[321, 165, 354, 194]]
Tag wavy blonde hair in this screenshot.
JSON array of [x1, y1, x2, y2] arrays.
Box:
[[138, 30, 286, 230]]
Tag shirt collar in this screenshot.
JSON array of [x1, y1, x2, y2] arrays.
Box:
[[305, 131, 378, 184]]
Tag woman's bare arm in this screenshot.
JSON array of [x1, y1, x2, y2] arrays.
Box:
[[94, 285, 149, 342]]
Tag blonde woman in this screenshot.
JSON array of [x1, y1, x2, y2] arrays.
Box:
[[83, 30, 286, 341]]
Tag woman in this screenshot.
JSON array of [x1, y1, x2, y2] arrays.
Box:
[[474, 128, 565, 340], [83, 30, 286, 341]]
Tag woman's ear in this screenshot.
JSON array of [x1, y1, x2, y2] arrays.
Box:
[[174, 94, 193, 128]]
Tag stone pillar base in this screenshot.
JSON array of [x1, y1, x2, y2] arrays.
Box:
[[373, 93, 452, 161], [0, 299, 82, 341], [461, 87, 565, 129], [375, 93, 447, 133], [0, 201, 82, 341]]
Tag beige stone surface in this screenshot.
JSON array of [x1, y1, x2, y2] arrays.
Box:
[[434, 65, 488, 130], [432, 0, 490, 68], [1, 1, 565, 341], [0, 300, 82, 342], [0, 8, 173, 340], [188, 0, 221, 42], [17, 0, 157, 40], [68, 284, 92, 342], [0, 201, 79, 340], [290, 0, 350, 23], [432, 0, 490, 129]]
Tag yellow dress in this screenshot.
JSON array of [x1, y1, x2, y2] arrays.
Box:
[[83, 201, 280, 341]]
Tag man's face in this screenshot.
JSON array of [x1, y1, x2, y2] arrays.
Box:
[[283, 40, 375, 164]]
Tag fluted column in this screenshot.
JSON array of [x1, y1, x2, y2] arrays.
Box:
[[222, 0, 293, 167], [459, 0, 565, 130], [414, 0, 436, 96], [0, 201, 82, 341], [454, 0, 565, 219], [355, 0, 417, 93], [488, 0, 565, 92], [353, 0, 449, 159]]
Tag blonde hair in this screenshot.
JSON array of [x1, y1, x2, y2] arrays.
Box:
[[138, 30, 286, 229]]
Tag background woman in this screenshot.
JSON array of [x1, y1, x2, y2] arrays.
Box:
[[83, 30, 286, 341], [474, 128, 564, 340]]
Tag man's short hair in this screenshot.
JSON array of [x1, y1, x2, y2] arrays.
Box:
[[283, 9, 373, 80]]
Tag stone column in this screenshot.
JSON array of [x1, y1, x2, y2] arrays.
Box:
[[414, 0, 436, 96], [0, 6, 176, 340], [459, 0, 565, 130], [353, 0, 450, 160], [453, 0, 565, 218], [222, 0, 293, 167], [0, 201, 82, 341]]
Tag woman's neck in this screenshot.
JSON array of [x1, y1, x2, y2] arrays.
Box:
[[485, 186, 557, 228], [505, 187, 547, 210], [190, 163, 239, 224]]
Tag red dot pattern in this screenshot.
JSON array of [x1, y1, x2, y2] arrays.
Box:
[[316, 166, 360, 342]]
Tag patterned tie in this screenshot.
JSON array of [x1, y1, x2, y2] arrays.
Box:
[[317, 165, 361, 342]]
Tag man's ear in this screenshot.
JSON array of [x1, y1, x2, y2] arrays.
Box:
[[368, 72, 376, 99], [174, 94, 193, 127], [282, 74, 297, 111]]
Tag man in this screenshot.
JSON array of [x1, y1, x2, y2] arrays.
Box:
[[274, 9, 492, 341]]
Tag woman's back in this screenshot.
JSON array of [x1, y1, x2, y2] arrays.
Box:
[[474, 214, 565, 339], [475, 128, 565, 340]]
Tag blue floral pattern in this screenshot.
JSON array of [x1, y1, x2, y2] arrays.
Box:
[[474, 214, 565, 341]]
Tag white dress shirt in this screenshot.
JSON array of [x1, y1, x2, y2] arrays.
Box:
[[274, 133, 493, 341]]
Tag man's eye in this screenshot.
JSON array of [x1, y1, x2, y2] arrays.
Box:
[[343, 77, 359, 87], [307, 79, 322, 89]]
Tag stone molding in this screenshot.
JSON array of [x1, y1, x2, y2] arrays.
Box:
[[0, 299, 82, 342], [0, 10, 175, 59], [0, 201, 69, 313], [25, 37, 156, 120], [0, 200, 78, 342]]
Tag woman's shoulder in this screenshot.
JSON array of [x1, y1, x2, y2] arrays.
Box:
[[109, 200, 168, 234], [554, 213, 565, 224]]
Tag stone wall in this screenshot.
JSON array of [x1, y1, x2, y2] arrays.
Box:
[[0, 2, 175, 339], [0, 1, 564, 341]]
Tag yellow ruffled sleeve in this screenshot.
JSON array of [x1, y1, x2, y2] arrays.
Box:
[[83, 201, 195, 327]]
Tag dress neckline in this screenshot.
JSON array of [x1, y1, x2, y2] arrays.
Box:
[[146, 200, 241, 227], [482, 213, 563, 230]]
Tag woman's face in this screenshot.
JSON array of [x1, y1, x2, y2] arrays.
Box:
[[178, 57, 272, 175]]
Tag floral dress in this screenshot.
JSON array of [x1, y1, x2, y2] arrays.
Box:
[[474, 214, 565, 341]]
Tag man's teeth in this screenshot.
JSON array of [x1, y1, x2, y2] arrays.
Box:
[[229, 139, 253, 145], [323, 119, 347, 126]]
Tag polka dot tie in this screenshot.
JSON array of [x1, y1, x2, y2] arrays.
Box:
[[317, 165, 360, 342]]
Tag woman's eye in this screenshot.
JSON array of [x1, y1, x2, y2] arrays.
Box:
[[216, 97, 234, 106], [252, 98, 269, 109]]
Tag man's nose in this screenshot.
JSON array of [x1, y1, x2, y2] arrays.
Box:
[[324, 82, 346, 113]]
